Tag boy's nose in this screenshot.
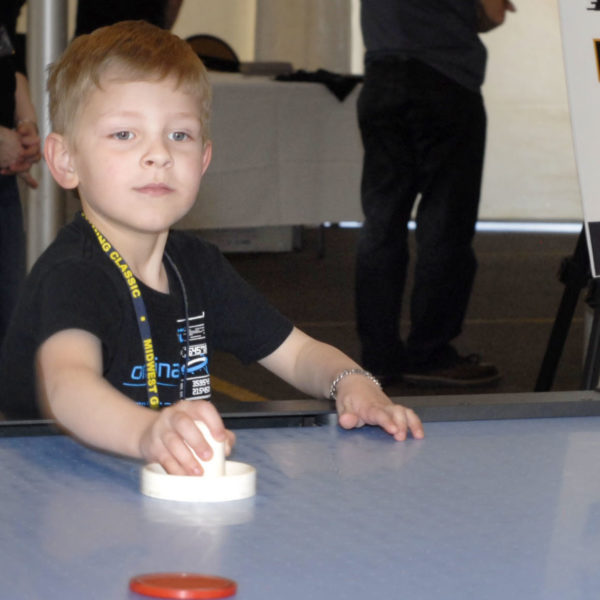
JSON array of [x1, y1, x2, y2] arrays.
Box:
[[141, 140, 173, 168]]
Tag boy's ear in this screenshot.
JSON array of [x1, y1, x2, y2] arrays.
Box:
[[44, 133, 79, 189], [200, 141, 212, 176]]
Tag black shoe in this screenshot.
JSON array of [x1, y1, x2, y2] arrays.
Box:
[[402, 352, 500, 387]]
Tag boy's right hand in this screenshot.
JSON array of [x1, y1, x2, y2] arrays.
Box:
[[139, 400, 236, 476]]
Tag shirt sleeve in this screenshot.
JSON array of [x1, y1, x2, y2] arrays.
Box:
[[33, 259, 125, 355], [190, 240, 294, 364]]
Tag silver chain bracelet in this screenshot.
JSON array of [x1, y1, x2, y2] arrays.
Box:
[[329, 368, 382, 401]]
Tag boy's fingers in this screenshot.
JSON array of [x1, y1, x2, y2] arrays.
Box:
[[174, 398, 226, 440], [156, 437, 196, 476], [338, 411, 361, 430], [162, 429, 205, 475], [160, 454, 188, 476], [191, 402, 228, 442], [171, 400, 233, 464], [390, 406, 424, 440], [406, 408, 425, 439], [224, 430, 236, 456], [340, 401, 424, 441], [367, 404, 398, 434], [386, 409, 407, 441], [172, 413, 213, 461], [383, 407, 416, 441]]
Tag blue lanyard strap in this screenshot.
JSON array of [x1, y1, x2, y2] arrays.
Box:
[[84, 214, 160, 409]]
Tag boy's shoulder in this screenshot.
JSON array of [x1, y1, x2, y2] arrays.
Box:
[[32, 214, 104, 267], [37, 213, 94, 255], [26, 214, 123, 299]]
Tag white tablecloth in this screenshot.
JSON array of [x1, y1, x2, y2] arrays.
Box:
[[178, 72, 364, 230]]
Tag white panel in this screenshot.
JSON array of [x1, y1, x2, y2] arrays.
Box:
[[557, 0, 600, 275]]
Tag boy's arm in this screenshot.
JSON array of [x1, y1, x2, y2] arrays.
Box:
[[476, 0, 516, 32], [36, 329, 234, 475], [259, 327, 424, 441]]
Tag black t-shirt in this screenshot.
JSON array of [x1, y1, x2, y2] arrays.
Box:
[[360, 0, 486, 92], [0, 213, 293, 418]]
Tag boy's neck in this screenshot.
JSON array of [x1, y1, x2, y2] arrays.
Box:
[[83, 211, 170, 294]]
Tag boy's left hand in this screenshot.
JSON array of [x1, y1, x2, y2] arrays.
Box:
[[335, 376, 424, 441]]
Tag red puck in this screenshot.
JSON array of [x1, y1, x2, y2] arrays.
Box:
[[129, 572, 237, 599]]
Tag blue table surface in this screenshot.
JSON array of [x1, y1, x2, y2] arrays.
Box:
[[2, 417, 600, 600]]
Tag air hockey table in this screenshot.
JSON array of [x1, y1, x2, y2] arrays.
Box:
[[2, 392, 600, 600]]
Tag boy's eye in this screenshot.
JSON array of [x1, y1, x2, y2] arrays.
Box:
[[113, 131, 134, 140], [169, 131, 190, 142]]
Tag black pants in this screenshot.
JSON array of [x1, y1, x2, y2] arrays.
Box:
[[0, 175, 25, 346], [355, 58, 486, 372]]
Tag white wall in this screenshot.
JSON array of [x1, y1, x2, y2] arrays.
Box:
[[172, 0, 256, 61], [480, 0, 581, 221]]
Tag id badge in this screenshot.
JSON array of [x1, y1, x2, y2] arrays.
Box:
[[0, 26, 15, 59]]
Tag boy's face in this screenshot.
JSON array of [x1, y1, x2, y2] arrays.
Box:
[[63, 74, 211, 235]]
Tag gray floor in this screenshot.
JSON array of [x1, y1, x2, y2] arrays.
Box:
[[210, 226, 588, 408]]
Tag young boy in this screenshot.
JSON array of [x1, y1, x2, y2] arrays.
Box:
[[0, 21, 423, 475]]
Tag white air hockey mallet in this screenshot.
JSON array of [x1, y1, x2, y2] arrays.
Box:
[[140, 421, 256, 502]]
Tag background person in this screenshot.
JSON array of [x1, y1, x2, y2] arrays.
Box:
[[75, 0, 183, 35], [0, 0, 41, 347], [355, 0, 515, 387]]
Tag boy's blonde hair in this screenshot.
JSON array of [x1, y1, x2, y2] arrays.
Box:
[[47, 20, 211, 142]]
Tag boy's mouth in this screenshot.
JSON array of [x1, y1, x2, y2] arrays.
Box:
[[134, 183, 174, 196]]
